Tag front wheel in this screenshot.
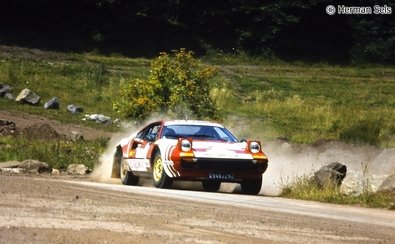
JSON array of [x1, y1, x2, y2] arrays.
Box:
[[202, 180, 221, 192], [240, 177, 262, 195], [120, 158, 139, 185], [152, 152, 173, 188]]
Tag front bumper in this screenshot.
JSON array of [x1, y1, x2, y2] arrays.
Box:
[[171, 157, 268, 181]]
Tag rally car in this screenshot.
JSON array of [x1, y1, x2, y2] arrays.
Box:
[[111, 120, 269, 195]]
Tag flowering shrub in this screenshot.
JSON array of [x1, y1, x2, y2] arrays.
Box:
[[113, 49, 218, 120]]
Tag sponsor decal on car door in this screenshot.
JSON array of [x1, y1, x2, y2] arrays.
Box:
[[126, 142, 151, 172]]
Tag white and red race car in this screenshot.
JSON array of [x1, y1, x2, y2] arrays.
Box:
[[111, 120, 269, 195]]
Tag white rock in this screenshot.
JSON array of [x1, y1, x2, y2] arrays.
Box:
[[67, 164, 89, 175]]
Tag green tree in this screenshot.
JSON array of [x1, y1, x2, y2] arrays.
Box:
[[113, 49, 218, 120]]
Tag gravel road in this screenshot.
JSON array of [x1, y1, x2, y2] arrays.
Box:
[[1, 174, 394, 243]]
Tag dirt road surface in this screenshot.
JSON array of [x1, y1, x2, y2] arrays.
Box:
[[1, 175, 394, 243]]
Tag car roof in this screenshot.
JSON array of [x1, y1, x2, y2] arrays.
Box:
[[163, 120, 224, 128]]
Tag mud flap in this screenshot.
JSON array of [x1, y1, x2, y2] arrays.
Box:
[[111, 158, 120, 178], [111, 147, 122, 178]]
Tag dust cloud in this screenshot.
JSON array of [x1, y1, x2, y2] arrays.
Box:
[[90, 114, 168, 184], [260, 140, 395, 196], [226, 118, 394, 196], [90, 132, 127, 184]]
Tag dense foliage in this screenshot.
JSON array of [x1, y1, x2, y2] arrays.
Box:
[[113, 49, 218, 119], [1, 0, 393, 63]]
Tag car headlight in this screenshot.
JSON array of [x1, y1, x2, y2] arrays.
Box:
[[249, 141, 260, 153], [181, 139, 192, 152]]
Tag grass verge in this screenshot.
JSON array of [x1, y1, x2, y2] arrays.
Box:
[[0, 135, 108, 170], [280, 176, 395, 210]]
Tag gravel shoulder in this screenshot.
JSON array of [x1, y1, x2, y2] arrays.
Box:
[[1, 174, 394, 244]]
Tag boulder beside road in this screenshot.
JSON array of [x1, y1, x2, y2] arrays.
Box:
[[0, 159, 51, 173], [44, 97, 60, 109], [67, 104, 84, 114], [67, 164, 90, 175], [83, 114, 112, 124], [0, 84, 12, 95], [379, 174, 395, 193], [16, 88, 41, 105], [70, 131, 84, 141], [0, 84, 14, 100], [313, 162, 347, 188]]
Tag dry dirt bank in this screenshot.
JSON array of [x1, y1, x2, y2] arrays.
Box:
[[0, 110, 113, 140]]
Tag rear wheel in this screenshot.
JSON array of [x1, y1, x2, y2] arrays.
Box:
[[240, 177, 262, 195], [120, 158, 139, 185], [202, 180, 221, 192], [152, 152, 173, 188]]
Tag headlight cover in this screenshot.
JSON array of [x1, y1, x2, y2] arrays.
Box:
[[249, 141, 260, 153], [181, 139, 192, 152]]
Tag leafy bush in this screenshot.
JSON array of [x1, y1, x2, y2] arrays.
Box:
[[113, 49, 218, 120], [112, 78, 162, 120]]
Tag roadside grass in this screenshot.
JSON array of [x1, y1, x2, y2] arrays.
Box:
[[0, 54, 150, 130], [211, 63, 395, 147], [0, 135, 108, 170], [280, 176, 395, 210], [1, 49, 394, 146]]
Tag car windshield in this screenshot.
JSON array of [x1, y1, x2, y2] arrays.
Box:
[[161, 125, 238, 142]]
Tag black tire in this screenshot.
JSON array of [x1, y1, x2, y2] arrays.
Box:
[[202, 180, 221, 192], [152, 151, 173, 188], [240, 178, 262, 195], [120, 158, 139, 185]]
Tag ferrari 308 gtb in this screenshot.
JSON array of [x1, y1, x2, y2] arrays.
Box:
[[111, 120, 269, 195]]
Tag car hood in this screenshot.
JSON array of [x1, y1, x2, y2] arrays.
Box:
[[192, 141, 252, 159]]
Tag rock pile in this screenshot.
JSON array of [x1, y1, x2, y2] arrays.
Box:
[[1, 85, 114, 126], [0, 160, 91, 175], [0, 160, 51, 173]]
